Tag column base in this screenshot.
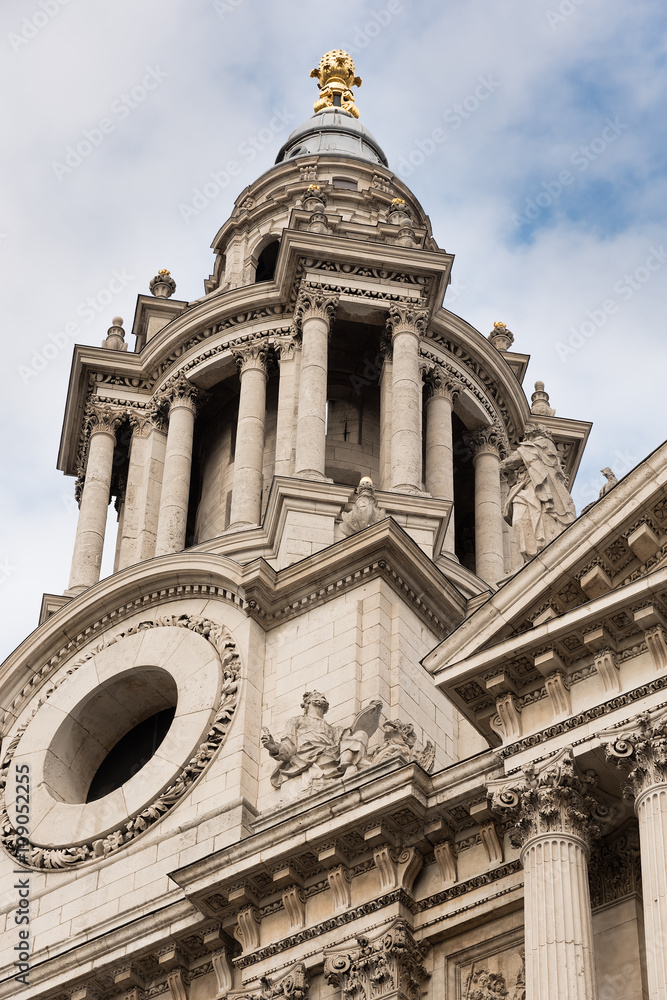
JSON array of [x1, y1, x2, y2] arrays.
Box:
[[225, 520, 261, 532], [63, 585, 87, 598], [390, 484, 427, 496], [295, 471, 334, 483]]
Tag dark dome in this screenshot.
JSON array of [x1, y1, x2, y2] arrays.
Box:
[[275, 109, 388, 167]]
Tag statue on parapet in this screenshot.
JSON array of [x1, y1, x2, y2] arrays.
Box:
[[500, 425, 576, 562]]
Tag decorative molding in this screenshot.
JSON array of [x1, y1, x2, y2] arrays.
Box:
[[433, 841, 457, 885], [234, 906, 261, 953], [0, 616, 241, 869], [588, 825, 641, 908]]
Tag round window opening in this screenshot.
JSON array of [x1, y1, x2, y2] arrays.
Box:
[[43, 668, 178, 805]]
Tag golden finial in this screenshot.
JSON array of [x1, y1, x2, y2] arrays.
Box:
[[494, 320, 506, 328], [310, 50, 362, 119], [391, 197, 406, 206], [158, 268, 171, 276]]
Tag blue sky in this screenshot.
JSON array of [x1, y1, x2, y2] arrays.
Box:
[[1, 0, 667, 660]]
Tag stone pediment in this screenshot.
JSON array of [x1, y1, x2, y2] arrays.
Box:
[[424, 440, 667, 749]]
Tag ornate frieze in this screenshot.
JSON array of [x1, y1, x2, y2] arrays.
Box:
[[324, 919, 429, 1000], [489, 747, 610, 849]]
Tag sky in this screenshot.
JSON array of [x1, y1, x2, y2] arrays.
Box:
[[1, 0, 666, 662]]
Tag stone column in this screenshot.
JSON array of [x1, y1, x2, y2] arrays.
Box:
[[378, 337, 393, 491], [386, 303, 428, 494], [229, 340, 269, 528], [274, 335, 300, 477], [67, 404, 118, 595], [115, 411, 153, 570], [490, 747, 606, 1000], [154, 374, 202, 556], [604, 712, 667, 1000], [294, 283, 338, 480], [424, 367, 460, 554], [467, 426, 506, 584]]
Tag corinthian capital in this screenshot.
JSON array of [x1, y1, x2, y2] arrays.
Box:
[[293, 282, 339, 331], [601, 709, 667, 798], [464, 424, 508, 460], [386, 302, 429, 338], [233, 339, 269, 377], [85, 401, 124, 435], [156, 372, 207, 414], [489, 746, 610, 850], [424, 366, 462, 403]]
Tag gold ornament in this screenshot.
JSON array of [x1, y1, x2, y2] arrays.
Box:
[[310, 50, 362, 118]]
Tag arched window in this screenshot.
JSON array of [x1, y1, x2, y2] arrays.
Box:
[[255, 240, 280, 283]]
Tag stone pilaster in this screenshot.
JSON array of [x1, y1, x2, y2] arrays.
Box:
[[228, 340, 269, 528], [466, 425, 506, 585], [424, 367, 460, 554], [604, 710, 667, 1000], [293, 282, 338, 480], [378, 336, 393, 491], [274, 335, 300, 477], [386, 303, 429, 494], [115, 410, 155, 571], [490, 747, 608, 1000], [154, 374, 204, 556], [67, 403, 120, 595]]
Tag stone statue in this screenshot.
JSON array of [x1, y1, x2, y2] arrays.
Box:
[[340, 477, 386, 536], [500, 426, 576, 561], [599, 467, 618, 498], [262, 691, 382, 794], [370, 720, 436, 771]]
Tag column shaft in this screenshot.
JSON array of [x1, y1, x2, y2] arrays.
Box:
[[154, 398, 196, 555], [379, 348, 393, 491], [387, 303, 428, 493], [637, 784, 667, 1000], [294, 285, 337, 480], [523, 834, 597, 1000], [116, 417, 153, 570], [274, 338, 299, 477], [229, 344, 268, 528], [473, 439, 505, 584], [68, 423, 116, 593], [424, 370, 458, 553]]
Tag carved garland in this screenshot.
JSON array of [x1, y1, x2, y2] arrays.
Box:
[[0, 615, 241, 870]]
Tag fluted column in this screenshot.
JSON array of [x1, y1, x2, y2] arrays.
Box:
[[467, 426, 506, 584], [604, 712, 667, 1000], [378, 337, 392, 491], [386, 303, 428, 494], [293, 283, 338, 480], [425, 367, 460, 553], [491, 748, 606, 1000], [116, 411, 154, 570], [229, 340, 269, 528], [154, 374, 203, 556], [67, 404, 119, 595], [274, 335, 300, 477]]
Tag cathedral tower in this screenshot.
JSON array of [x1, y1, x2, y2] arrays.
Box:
[[1, 51, 664, 1000]]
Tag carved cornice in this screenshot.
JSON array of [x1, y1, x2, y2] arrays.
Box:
[[489, 747, 610, 850], [0, 616, 241, 869], [386, 302, 429, 338], [602, 708, 667, 798]]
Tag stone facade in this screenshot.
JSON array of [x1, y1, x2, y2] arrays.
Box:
[[0, 50, 662, 1000]]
